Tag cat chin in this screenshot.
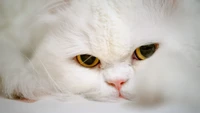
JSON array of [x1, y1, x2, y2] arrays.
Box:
[[77, 88, 135, 102], [83, 94, 124, 102]]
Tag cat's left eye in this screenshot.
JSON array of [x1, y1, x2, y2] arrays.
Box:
[[76, 54, 100, 68], [133, 43, 159, 60]]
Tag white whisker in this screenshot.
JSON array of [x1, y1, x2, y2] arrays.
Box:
[[23, 55, 40, 76], [38, 59, 63, 93], [29, 47, 63, 94]]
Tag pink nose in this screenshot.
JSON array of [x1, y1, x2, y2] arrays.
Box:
[[106, 79, 127, 90]]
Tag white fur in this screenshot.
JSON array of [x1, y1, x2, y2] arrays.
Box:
[[0, 0, 200, 107]]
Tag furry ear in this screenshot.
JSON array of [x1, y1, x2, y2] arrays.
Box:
[[47, 0, 71, 14], [37, 0, 72, 25], [142, 0, 178, 15]]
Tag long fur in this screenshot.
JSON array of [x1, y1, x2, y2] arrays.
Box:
[[0, 0, 200, 111]]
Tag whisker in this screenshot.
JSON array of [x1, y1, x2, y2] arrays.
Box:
[[23, 55, 40, 76], [29, 47, 64, 94], [38, 59, 63, 93]]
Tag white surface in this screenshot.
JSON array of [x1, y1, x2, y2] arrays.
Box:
[[0, 97, 136, 113], [0, 96, 198, 113]]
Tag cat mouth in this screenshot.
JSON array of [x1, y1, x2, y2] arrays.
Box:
[[119, 93, 124, 98], [119, 92, 126, 99], [118, 91, 134, 100]]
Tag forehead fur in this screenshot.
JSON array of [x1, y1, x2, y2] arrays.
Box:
[[43, 0, 188, 62]]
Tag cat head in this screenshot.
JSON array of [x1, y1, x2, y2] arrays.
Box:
[[30, 0, 200, 102]]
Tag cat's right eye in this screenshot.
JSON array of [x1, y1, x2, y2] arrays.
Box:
[[76, 54, 100, 68]]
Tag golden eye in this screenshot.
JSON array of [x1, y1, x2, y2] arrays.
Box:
[[134, 43, 159, 60], [76, 54, 100, 68]]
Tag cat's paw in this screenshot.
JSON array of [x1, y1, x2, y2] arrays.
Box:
[[9, 92, 36, 103], [1, 84, 36, 102]]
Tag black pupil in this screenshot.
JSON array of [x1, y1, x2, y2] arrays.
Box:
[[140, 44, 156, 57], [80, 55, 96, 65]]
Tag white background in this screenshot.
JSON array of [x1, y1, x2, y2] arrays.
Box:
[[0, 95, 198, 113]]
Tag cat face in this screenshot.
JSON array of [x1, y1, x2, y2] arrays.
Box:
[[30, 0, 200, 102]]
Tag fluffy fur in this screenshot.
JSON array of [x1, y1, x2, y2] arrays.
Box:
[[0, 0, 200, 107]]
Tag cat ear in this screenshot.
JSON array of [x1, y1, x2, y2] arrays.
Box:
[[143, 0, 179, 15], [143, 0, 178, 8], [48, 0, 72, 14], [160, 0, 178, 9]]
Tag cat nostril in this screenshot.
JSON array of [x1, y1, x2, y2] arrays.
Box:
[[120, 81, 125, 85], [106, 79, 127, 90], [107, 82, 115, 87]]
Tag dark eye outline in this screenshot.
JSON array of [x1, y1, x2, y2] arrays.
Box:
[[76, 54, 100, 68], [133, 43, 159, 60]]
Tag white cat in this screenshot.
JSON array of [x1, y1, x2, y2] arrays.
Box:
[[0, 0, 200, 107]]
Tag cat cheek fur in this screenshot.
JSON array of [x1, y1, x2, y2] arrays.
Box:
[[134, 43, 200, 104]]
